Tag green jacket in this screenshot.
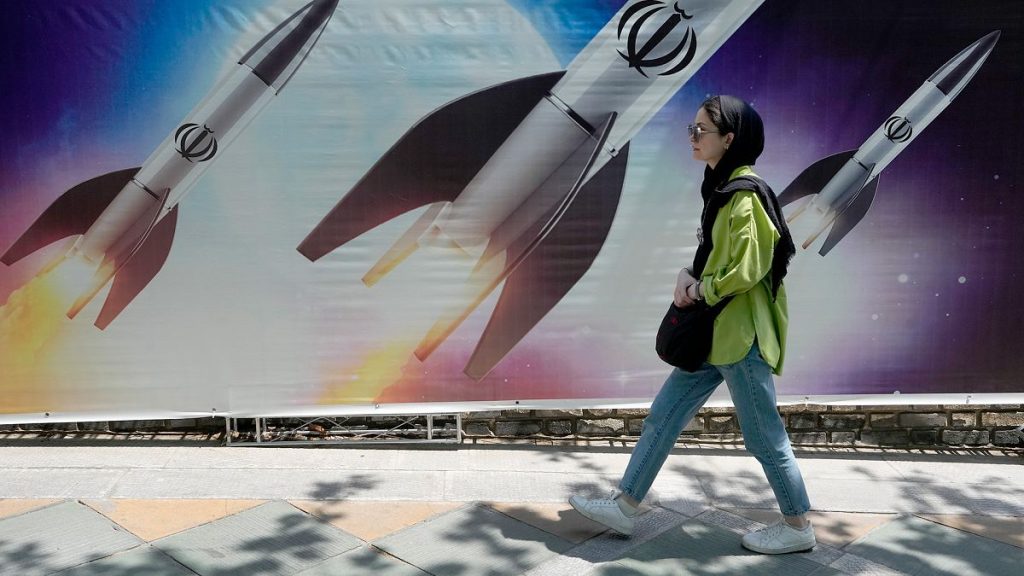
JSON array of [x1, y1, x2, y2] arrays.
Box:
[[700, 165, 788, 375]]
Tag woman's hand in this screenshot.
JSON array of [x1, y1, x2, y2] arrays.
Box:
[[674, 268, 697, 307]]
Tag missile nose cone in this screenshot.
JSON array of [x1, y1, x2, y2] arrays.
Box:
[[240, 0, 339, 93], [929, 30, 1001, 99], [310, 0, 341, 20], [971, 30, 1001, 59]]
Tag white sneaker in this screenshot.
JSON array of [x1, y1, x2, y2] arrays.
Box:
[[568, 490, 636, 536], [741, 519, 816, 554]]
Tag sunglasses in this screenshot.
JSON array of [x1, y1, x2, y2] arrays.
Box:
[[687, 124, 719, 141]]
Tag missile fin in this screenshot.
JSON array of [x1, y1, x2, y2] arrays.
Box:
[[1, 168, 140, 266], [362, 202, 445, 286], [297, 70, 566, 262], [413, 251, 507, 363], [777, 150, 856, 208], [819, 174, 879, 256], [410, 113, 624, 376], [67, 262, 118, 320], [95, 205, 178, 329], [465, 143, 629, 380], [67, 188, 170, 322]]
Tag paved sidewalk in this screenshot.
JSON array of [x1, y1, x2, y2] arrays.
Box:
[[0, 442, 1021, 575]]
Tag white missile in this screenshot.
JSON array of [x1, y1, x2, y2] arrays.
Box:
[[298, 0, 765, 380], [2, 0, 338, 328], [779, 31, 1000, 255]]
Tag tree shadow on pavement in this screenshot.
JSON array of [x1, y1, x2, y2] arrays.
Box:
[[184, 479, 386, 576], [402, 503, 582, 576], [304, 476, 379, 505], [439, 444, 1023, 576], [17, 478, 388, 576], [0, 539, 55, 576], [657, 452, 1024, 576]]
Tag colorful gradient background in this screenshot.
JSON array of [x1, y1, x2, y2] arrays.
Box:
[[1, 0, 1022, 421]]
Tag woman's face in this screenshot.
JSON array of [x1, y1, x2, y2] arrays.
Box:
[[689, 107, 732, 168]]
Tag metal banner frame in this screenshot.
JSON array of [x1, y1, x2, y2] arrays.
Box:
[[224, 413, 462, 446]]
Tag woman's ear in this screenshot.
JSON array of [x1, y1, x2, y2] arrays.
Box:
[[724, 132, 735, 149]]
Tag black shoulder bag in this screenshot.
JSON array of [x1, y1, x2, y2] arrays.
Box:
[[655, 176, 767, 372]]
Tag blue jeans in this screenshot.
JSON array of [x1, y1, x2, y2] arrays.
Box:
[[619, 343, 811, 516]]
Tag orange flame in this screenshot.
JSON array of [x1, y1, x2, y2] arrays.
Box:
[[0, 257, 97, 414], [318, 340, 417, 405]]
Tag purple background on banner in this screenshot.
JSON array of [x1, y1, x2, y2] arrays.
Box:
[[693, 1, 1024, 393], [511, 0, 1024, 393]]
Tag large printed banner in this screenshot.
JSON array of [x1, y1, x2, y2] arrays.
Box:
[[2, 0, 1022, 422]]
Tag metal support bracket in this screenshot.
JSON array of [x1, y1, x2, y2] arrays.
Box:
[[224, 413, 462, 446]]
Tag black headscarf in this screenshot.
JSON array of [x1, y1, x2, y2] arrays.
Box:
[[693, 96, 795, 300], [699, 95, 764, 203]]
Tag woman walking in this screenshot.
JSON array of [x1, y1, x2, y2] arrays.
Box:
[[570, 95, 815, 555]]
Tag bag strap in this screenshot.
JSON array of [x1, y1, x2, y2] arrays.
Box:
[[690, 174, 773, 311]]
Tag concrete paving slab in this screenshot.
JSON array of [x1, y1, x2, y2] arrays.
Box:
[[844, 514, 1024, 575], [487, 502, 610, 544], [461, 447, 632, 474], [806, 567, 847, 576], [523, 507, 689, 576], [650, 497, 709, 519], [883, 479, 1024, 516], [84, 499, 266, 541], [522, 552, 599, 576], [442, 468, 707, 507], [151, 446, 916, 481], [694, 508, 765, 534], [0, 499, 59, 520], [350, 447, 470, 472], [591, 518, 828, 575], [0, 447, 173, 469], [477, 448, 911, 484], [704, 476, 1024, 515], [0, 501, 142, 576], [881, 454, 1024, 485], [694, 508, 845, 568], [159, 446, 472, 473], [443, 470, 617, 502], [697, 473, 777, 509], [109, 469, 445, 500], [530, 469, 709, 515], [51, 545, 195, 576], [161, 447, 363, 471], [0, 469, 126, 499], [828, 553, 908, 576], [184, 447, 902, 483], [294, 546, 429, 575], [661, 452, 909, 484], [152, 501, 361, 576], [917, 513, 1023, 548], [645, 474, 711, 517], [724, 508, 900, 549], [290, 500, 463, 542], [374, 503, 574, 575]]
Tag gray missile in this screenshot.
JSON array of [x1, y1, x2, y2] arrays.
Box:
[[2, 0, 338, 327], [779, 31, 1000, 255], [298, 0, 764, 380]]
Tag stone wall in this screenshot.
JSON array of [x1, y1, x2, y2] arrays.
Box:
[[3, 405, 1022, 448], [460, 405, 1024, 448]]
